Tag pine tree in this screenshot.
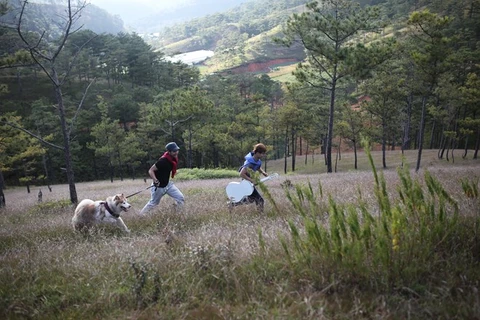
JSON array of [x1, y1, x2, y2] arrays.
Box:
[[277, 0, 391, 172]]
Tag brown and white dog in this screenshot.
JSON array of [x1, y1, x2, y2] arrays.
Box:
[[72, 193, 131, 233]]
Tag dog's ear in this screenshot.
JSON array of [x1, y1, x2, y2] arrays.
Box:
[[114, 195, 120, 201]]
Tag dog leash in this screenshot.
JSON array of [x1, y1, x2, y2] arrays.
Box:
[[125, 183, 173, 198], [126, 185, 154, 198]]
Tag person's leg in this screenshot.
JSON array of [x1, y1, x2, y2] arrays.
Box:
[[166, 183, 185, 212], [139, 185, 165, 214], [249, 188, 264, 212]]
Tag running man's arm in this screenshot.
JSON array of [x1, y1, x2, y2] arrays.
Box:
[[148, 164, 159, 184]]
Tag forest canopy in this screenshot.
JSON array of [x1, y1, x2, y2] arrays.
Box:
[[0, 0, 478, 200]]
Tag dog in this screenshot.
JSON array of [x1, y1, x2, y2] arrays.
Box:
[[72, 193, 131, 233]]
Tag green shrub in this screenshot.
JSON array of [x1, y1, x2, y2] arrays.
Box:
[[175, 168, 239, 180], [461, 177, 479, 199]]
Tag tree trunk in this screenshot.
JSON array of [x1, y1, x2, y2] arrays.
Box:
[[0, 170, 5, 208], [22, 159, 31, 194], [109, 161, 114, 183], [305, 142, 309, 166], [402, 93, 413, 152], [299, 137, 303, 156], [323, 135, 327, 166], [326, 74, 337, 173], [92, 152, 99, 180], [438, 134, 447, 159], [353, 140, 358, 170], [382, 122, 387, 169], [338, 138, 341, 160], [463, 136, 469, 159], [446, 138, 450, 162], [416, 96, 428, 172], [450, 137, 456, 164], [53, 70, 78, 204], [334, 139, 340, 173], [186, 125, 193, 169], [429, 119, 436, 149], [41, 153, 52, 192], [213, 146, 219, 168], [273, 136, 279, 160], [284, 128, 288, 174], [117, 149, 124, 181], [291, 129, 296, 172], [473, 132, 479, 159]]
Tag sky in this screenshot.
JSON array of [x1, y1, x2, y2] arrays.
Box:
[[88, 0, 191, 10], [87, 0, 192, 23]]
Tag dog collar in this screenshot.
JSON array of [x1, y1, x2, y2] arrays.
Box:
[[102, 202, 119, 218]]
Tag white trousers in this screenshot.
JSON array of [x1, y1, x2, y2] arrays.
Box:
[[139, 182, 184, 214]]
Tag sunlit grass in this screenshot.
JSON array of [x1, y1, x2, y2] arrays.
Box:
[[267, 62, 297, 82]]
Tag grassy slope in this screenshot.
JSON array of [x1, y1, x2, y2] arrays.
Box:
[[1, 149, 479, 318]]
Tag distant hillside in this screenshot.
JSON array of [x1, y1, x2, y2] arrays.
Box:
[[148, 0, 307, 51], [130, 0, 250, 34], [144, 0, 308, 74], [141, 0, 423, 76], [0, 0, 125, 36]]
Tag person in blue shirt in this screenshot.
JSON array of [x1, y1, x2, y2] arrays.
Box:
[[239, 143, 268, 212]]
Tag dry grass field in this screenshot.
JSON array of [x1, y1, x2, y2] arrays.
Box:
[[1, 149, 479, 319]]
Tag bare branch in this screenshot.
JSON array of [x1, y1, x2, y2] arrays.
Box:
[[166, 115, 194, 127], [16, 1, 32, 48], [52, 0, 88, 61], [32, 31, 47, 53], [157, 126, 171, 135], [68, 78, 96, 138], [28, 51, 58, 85], [0, 121, 64, 151], [16, 1, 48, 62], [26, 32, 52, 62], [0, 63, 37, 70], [15, 1, 57, 83], [60, 34, 98, 85], [70, 24, 85, 36]]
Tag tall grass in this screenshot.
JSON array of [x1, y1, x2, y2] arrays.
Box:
[[0, 151, 479, 319], [274, 148, 479, 318]]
